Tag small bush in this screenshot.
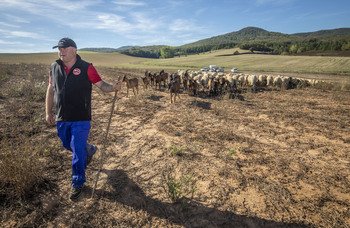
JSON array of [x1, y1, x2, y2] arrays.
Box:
[[0, 136, 44, 198], [162, 166, 197, 207]]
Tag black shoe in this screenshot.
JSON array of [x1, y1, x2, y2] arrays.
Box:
[[69, 186, 83, 200]]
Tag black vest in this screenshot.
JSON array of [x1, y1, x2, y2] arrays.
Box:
[[50, 55, 92, 121]]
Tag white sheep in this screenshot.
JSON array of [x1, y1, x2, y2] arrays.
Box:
[[267, 75, 274, 87], [199, 73, 209, 91], [281, 76, 291, 90], [258, 75, 267, 87], [273, 75, 283, 88], [237, 75, 245, 88], [247, 75, 258, 92], [225, 75, 237, 93]]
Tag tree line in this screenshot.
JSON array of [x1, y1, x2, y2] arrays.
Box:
[[239, 38, 350, 55], [120, 38, 350, 58]]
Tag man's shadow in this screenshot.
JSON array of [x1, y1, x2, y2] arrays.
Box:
[[89, 169, 308, 228]]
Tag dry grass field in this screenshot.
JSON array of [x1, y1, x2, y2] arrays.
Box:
[[0, 52, 349, 227], [0, 52, 147, 67]]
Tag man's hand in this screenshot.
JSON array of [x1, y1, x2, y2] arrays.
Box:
[[113, 81, 122, 92], [46, 113, 55, 125]]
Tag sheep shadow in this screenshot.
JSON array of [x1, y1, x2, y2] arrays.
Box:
[[147, 95, 164, 101], [92, 169, 309, 228], [188, 100, 212, 110]]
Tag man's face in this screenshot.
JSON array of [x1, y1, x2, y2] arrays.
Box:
[[58, 46, 77, 63]]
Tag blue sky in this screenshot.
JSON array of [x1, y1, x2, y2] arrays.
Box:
[[0, 0, 349, 53]]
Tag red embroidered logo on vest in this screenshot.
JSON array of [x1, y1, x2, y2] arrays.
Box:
[[73, 68, 81, 75]]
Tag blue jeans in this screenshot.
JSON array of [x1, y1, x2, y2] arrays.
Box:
[[57, 121, 91, 188]]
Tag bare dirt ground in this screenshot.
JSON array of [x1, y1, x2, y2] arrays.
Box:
[[1, 64, 350, 227]]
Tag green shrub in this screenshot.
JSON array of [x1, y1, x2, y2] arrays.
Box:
[[0, 136, 44, 198], [162, 166, 197, 208], [170, 144, 184, 156]]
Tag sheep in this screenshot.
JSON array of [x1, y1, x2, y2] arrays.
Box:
[[187, 78, 199, 96], [168, 74, 181, 103], [217, 76, 227, 95], [273, 75, 283, 88], [307, 79, 316, 86], [177, 69, 187, 79], [224, 75, 237, 96], [272, 75, 290, 90], [196, 73, 209, 92], [267, 75, 274, 87], [258, 75, 267, 87], [122, 75, 139, 97], [247, 75, 258, 92], [188, 71, 199, 79], [237, 75, 245, 88], [281, 76, 291, 90]]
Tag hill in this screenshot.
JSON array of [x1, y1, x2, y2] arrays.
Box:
[[83, 27, 350, 57], [178, 27, 350, 56], [293, 28, 350, 38], [181, 27, 298, 47]]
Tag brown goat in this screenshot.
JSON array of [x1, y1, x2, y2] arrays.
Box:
[[160, 72, 168, 87], [142, 76, 149, 90], [122, 75, 139, 97], [154, 73, 162, 90], [142, 71, 151, 90], [168, 74, 181, 103]]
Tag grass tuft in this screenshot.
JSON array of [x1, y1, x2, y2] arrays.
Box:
[[0, 136, 44, 198]]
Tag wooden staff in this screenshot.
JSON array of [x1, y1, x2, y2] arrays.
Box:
[[91, 78, 120, 198]]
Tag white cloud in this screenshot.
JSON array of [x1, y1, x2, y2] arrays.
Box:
[[3, 14, 29, 24], [0, 22, 20, 28], [95, 14, 132, 32], [1, 0, 100, 15], [130, 12, 162, 31], [11, 31, 42, 39], [112, 0, 146, 7], [0, 29, 44, 39], [0, 39, 22, 45]]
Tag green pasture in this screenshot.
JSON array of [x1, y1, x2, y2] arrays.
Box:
[[142, 49, 350, 76], [1, 48, 350, 76]]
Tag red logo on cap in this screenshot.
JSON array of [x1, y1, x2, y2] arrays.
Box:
[[73, 68, 81, 75]]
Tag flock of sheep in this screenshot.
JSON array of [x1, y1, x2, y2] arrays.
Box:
[[140, 70, 324, 100], [179, 70, 324, 91], [121, 69, 325, 103]]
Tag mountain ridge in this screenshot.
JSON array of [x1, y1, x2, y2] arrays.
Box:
[[80, 27, 350, 55]]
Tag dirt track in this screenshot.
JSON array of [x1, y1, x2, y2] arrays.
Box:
[[1, 66, 350, 227]]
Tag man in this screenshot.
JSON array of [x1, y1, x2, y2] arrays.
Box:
[[45, 38, 122, 200]]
